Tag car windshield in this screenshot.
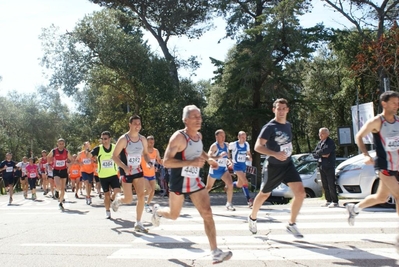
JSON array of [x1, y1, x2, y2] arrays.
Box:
[[296, 161, 317, 175]]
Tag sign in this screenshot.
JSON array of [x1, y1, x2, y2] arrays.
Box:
[[337, 126, 352, 146], [351, 102, 374, 144]]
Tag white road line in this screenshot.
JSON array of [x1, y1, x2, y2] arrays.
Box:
[[150, 222, 397, 231], [108, 248, 398, 260], [130, 234, 398, 245]]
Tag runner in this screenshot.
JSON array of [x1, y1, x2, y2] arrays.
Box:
[[229, 131, 253, 207], [47, 138, 73, 211], [111, 115, 153, 233], [0, 153, 17, 204], [38, 150, 49, 195], [46, 158, 55, 198], [26, 158, 39, 200], [248, 98, 306, 238], [345, 91, 399, 250], [68, 154, 81, 199], [16, 156, 29, 199], [90, 131, 121, 219], [205, 129, 235, 211], [141, 135, 162, 213], [151, 105, 232, 264], [77, 141, 95, 205]]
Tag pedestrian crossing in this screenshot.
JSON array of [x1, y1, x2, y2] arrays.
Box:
[[109, 204, 399, 265], [2, 192, 398, 266]]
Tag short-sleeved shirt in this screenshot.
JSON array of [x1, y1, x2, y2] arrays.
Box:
[[0, 160, 16, 178], [258, 119, 293, 165]]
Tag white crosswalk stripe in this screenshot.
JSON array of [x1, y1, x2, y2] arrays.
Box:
[[5, 191, 398, 266], [106, 204, 399, 264]]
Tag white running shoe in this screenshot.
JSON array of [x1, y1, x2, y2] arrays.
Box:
[[145, 203, 152, 213], [286, 223, 304, 238], [346, 203, 358, 226], [134, 222, 148, 233], [226, 204, 236, 211], [151, 204, 161, 227], [248, 215, 257, 234], [111, 194, 122, 212], [106, 210, 111, 219], [212, 248, 233, 264]]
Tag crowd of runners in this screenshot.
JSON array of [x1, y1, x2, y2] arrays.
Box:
[[1, 93, 399, 263]]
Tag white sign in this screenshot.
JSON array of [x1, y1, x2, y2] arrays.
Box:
[[351, 102, 374, 144]]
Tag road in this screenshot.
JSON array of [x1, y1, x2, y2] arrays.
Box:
[[0, 190, 398, 267]]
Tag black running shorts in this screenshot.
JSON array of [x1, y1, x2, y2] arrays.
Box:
[[261, 160, 302, 193]]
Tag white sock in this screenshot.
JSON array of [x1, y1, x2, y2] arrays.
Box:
[[354, 204, 361, 213]]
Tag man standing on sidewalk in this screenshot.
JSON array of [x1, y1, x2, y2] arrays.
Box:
[[313, 127, 338, 208]]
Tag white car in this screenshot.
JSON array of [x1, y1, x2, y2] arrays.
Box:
[[335, 151, 395, 208]]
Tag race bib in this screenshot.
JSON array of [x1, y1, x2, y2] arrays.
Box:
[[55, 160, 65, 167], [29, 172, 36, 178], [102, 160, 114, 169], [72, 170, 79, 175], [217, 158, 227, 167], [48, 170, 53, 176], [6, 167, 13, 172], [181, 166, 200, 178], [237, 154, 246, 163], [82, 158, 91, 165], [385, 136, 399, 151], [127, 155, 141, 167], [280, 142, 293, 157]]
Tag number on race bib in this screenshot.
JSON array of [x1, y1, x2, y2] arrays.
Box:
[[181, 166, 200, 178], [83, 158, 91, 165], [237, 154, 246, 163], [5, 167, 13, 172], [385, 136, 399, 152], [217, 158, 227, 167], [55, 160, 65, 167], [102, 160, 114, 168], [127, 155, 141, 167]]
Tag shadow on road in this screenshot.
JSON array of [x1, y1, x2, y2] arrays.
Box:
[[270, 238, 398, 266]]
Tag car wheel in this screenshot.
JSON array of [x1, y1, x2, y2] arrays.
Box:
[[372, 178, 395, 209], [305, 188, 315, 198]]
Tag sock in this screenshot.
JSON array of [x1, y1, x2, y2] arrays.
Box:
[[354, 204, 361, 213], [226, 202, 231, 206], [242, 185, 250, 199], [249, 215, 256, 221]]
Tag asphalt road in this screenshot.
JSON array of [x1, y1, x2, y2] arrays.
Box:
[[0, 189, 398, 267]]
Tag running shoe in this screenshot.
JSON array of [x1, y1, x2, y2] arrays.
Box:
[[75, 193, 79, 199], [134, 223, 149, 233], [54, 190, 59, 199], [212, 248, 232, 264], [226, 204, 236, 211], [346, 203, 358, 226], [247, 198, 254, 208], [23, 192, 27, 199], [111, 194, 122, 212], [59, 202, 64, 211], [43, 190, 48, 196], [8, 197, 13, 205], [32, 193, 36, 200], [106, 210, 111, 219], [286, 223, 304, 238], [151, 204, 161, 227], [145, 203, 152, 213], [99, 193, 103, 199], [248, 215, 257, 234]]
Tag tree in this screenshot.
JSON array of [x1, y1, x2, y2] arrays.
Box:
[[208, 0, 327, 177], [89, 0, 215, 89], [322, 0, 399, 98]]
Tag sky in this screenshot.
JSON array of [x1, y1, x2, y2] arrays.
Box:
[[0, 0, 351, 97]]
